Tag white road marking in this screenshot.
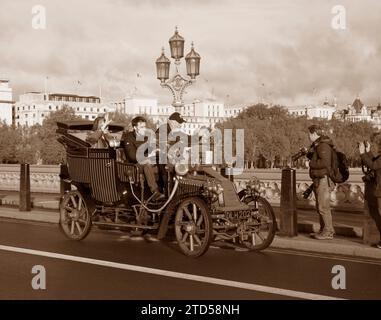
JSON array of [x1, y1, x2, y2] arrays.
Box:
[[0, 244, 344, 300]]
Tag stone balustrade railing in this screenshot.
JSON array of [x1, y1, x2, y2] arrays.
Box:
[[234, 168, 365, 212], [0, 164, 61, 193], [0, 165, 366, 212]]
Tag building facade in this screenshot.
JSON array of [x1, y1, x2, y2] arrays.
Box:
[[224, 104, 246, 118], [287, 100, 336, 120], [345, 97, 372, 123], [180, 100, 226, 134], [344, 97, 381, 130], [109, 97, 245, 134], [15, 92, 108, 126], [0, 79, 14, 126]]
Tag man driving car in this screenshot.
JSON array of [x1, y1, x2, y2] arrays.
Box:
[[122, 116, 164, 201]]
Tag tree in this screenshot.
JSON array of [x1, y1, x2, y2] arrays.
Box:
[[0, 121, 19, 163], [14, 126, 38, 164], [218, 103, 377, 168], [36, 105, 81, 164], [330, 120, 374, 166], [237, 103, 289, 121]]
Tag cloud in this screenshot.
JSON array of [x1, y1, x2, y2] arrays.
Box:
[[0, 0, 380, 106]]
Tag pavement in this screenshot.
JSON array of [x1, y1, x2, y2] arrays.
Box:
[[0, 191, 380, 261], [0, 191, 60, 210]]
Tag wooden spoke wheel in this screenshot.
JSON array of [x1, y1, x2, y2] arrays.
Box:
[[174, 197, 212, 258], [59, 190, 92, 240], [240, 195, 276, 251]]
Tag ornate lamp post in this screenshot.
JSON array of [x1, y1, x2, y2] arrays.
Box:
[[156, 27, 201, 112]]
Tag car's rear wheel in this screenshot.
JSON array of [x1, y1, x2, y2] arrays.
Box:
[[174, 197, 212, 258], [59, 190, 92, 240], [240, 195, 276, 251]]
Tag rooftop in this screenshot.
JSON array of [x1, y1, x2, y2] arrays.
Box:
[[352, 97, 364, 113], [24, 92, 100, 99]]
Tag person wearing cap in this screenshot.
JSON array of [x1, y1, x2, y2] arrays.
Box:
[[155, 112, 187, 146], [155, 112, 190, 192], [306, 124, 335, 240]]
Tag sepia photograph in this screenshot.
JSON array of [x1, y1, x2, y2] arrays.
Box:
[[0, 0, 380, 309]]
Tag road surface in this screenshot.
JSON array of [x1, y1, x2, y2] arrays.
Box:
[[0, 217, 380, 300]]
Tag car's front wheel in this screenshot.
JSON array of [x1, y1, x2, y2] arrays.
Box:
[[239, 193, 276, 251], [174, 197, 213, 258]]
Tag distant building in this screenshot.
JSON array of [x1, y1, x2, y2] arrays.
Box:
[[15, 92, 107, 126], [345, 97, 372, 123], [225, 105, 245, 118], [178, 100, 245, 134], [0, 79, 14, 126], [109, 96, 166, 123], [286, 99, 336, 120], [180, 99, 226, 134], [109, 96, 168, 125], [109, 97, 245, 134], [114, 96, 158, 115], [370, 105, 381, 130], [344, 97, 381, 129]]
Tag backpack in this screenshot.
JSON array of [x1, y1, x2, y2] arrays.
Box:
[[329, 146, 349, 183]]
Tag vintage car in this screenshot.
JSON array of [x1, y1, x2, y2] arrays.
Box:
[[56, 120, 276, 257]]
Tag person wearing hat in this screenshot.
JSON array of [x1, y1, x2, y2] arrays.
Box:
[[156, 112, 186, 145], [306, 124, 335, 240], [155, 111, 191, 153], [155, 112, 190, 192]]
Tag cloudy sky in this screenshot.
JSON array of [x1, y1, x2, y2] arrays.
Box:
[[0, 0, 380, 107]]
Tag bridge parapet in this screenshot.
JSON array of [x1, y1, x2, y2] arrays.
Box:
[[0, 164, 60, 193], [0, 165, 365, 211], [234, 168, 365, 212]]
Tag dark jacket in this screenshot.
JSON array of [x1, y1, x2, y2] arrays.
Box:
[[156, 123, 173, 146], [360, 152, 381, 197], [155, 123, 191, 147], [122, 131, 148, 163], [308, 136, 334, 179]]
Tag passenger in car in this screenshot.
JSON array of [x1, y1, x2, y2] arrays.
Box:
[[86, 113, 113, 148]]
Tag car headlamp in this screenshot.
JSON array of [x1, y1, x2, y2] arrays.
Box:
[[247, 176, 261, 193], [175, 163, 189, 176], [203, 180, 223, 198]]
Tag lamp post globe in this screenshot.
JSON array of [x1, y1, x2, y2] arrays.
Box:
[[185, 42, 201, 80], [157, 27, 201, 112], [169, 26, 185, 62], [156, 48, 171, 83]]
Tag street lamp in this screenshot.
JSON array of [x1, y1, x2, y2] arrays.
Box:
[[155, 27, 201, 112]]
